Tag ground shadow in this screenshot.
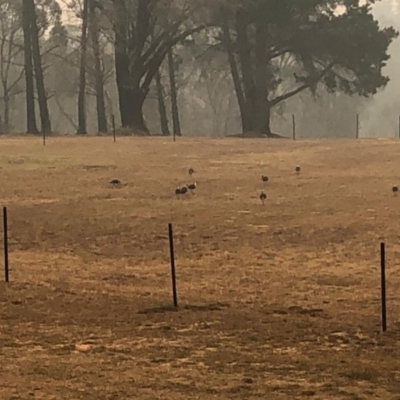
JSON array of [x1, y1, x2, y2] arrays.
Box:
[[272, 306, 325, 317], [138, 302, 230, 315]]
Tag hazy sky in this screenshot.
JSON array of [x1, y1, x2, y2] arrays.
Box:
[[359, 0, 400, 138]]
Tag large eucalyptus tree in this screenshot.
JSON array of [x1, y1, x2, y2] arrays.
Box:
[[218, 0, 398, 137]]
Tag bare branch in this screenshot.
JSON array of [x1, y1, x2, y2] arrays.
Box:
[[270, 62, 334, 106]]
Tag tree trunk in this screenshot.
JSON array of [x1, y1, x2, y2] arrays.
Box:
[[223, 91, 234, 135], [155, 68, 170, 135], [89, 0, 107, 133], [167, 48, 181, 137], [119, 86, 147, 132], [254, 23, 270, 135], [262, 106, 272, 136], [77, 0, 89, 134], [22, 0, 38, 134], [4, 93, 10, 132], [235, 11, 256, 133], [27, 0, 51, 134], [221, 18, 248, 133], [113, 2, 148, 133], [114, 36, 129, 128], [115, 55, 148, 133]]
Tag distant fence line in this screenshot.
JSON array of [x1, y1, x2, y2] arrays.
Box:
[[290, 113, 400, 140], [15, 112, 400, 145]]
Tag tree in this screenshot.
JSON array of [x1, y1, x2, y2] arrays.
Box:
[[218, 0, 398, 137], [167, 47, 181, 137], [77, 0, 89, 134], [50, 0, 114, 134], [0, 0, 25, 133], [155, 67, 170, 135], [27, 0, 52, 134], [88, 0, 107, 133], [112, 0, 206, 133], [22, 0, 38, 133]]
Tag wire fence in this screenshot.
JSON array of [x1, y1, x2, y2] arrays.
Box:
[[0, 205, 391, 333]]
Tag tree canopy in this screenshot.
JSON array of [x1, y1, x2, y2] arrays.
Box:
[[1, 0, 397, 137], [217, 0, 398, 136]]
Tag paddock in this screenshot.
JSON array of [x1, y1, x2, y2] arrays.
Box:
[[1, 136, 400, 399]]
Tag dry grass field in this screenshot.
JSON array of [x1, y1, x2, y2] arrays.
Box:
[[2, 136, 400, 399]]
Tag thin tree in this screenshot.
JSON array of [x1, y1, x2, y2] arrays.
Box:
[[221, 15, 248, 133], [27, 0, 51, 134], [22, 0, 38, 134], [77, 0, 89, 134], [155, 68, 170, 135], [168, 48, 181, 137], [89, 0, 107, 133], [0, 2, 25, 133]]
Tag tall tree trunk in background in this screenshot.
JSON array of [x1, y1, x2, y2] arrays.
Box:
[[222, 12, 275, 137], [221, 17, 248, 133], [113, 0, 147, 133], [114, 43, 130, 129], [254, 22, 271, 135], [223, 91, 234, 135], [155, 68, 170, 135], [77, 0, 89, 134], [22, 0, 38, 134], [3, 92, 10, 132], [115, 60, 147, 131], [167, 48, 181, 137], [27, 0, 51, 134], [235, 11, 256, 134], [89, 0, 107, 133]]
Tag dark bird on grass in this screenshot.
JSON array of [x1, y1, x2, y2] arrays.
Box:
[[261, 175, 269, 184], [186, 182, 197, 193], [259, 191, 267, 205], [392, 185, 398, 194], [110, 179, 122, 187], [175, 186, 189, 198], [188, 167, 195, 176], [295, 165, 301, 174]]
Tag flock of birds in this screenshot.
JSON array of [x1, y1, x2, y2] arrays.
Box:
[[174, 166, 300, 203], [108, 165, 299, 204], [258, 165, 398, 203], [257, 165, 302, 205], [108, 167, 198, 198], [108, 164, 399, 203]]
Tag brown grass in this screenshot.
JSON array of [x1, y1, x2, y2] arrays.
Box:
[[1, 136, 400, 399]]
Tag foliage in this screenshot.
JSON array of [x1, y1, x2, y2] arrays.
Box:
[[1, 0, 399, 136], [218, 0, 398, 116]]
